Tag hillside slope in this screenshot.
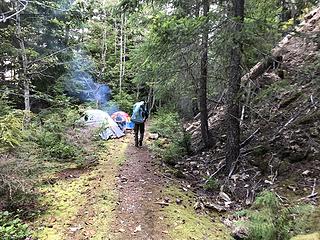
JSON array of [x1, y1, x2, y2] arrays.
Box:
[[180, 7, 320, 207]]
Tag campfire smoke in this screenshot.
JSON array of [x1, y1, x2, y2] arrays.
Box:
[[65, 51, 111, 108]]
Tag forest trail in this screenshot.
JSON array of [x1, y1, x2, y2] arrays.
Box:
[[31, 132, 167, 240], [111, 139, 168, 240], [31, 129, 230, 240]]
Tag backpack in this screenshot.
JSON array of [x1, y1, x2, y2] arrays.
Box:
[[131, 102, 146, 123]]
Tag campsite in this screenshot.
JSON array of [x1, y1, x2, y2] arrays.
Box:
[[0, 0, 320, 240]]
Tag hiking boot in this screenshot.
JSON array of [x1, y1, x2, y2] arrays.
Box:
[[139, 140, 143, 147], [135, 140, 139, 147]]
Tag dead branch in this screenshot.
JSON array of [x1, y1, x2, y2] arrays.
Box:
[[204, 163, 226, 184], [0, 0, 29, 23], [274, 192, 288, 203], [311, 178, 317, 195], [154, 201, 170, 206], [240, 128, 261, 148]]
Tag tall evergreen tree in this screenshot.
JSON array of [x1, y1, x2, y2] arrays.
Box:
[[199, 0, 211, 148], [225, 0, 245, 172]]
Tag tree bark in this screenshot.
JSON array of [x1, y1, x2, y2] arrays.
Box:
[[101, 24, 107, 76], [199, 0, 211, 148], [119, 12, 124, 94], [16, 6, 30, 124], [225, 0, 245, 172]]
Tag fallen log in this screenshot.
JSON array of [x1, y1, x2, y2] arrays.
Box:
[[241, 56, 274, 84]]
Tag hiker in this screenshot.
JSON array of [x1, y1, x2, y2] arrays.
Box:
[[131, 101, 148, 147]]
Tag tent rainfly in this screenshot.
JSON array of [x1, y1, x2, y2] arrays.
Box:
[[79, 109, 125, 140]]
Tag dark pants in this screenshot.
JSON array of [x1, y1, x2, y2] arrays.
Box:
[[134, 122, 145, 146]]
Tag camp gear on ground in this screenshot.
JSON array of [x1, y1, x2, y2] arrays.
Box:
[[111, 111, 134, 130], [79, 109, 124, 140]]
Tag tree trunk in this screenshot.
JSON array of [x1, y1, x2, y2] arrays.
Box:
[[123, 14, 126, 83], [199, 0, 211, 148], [101, 25, 107, 76], [119, 13, 124, 94], [114, 20, 117, 56], [16, 6, 30, 124], [225, 0, 245, 172]]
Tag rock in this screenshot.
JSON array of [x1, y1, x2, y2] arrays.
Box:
[[231, 225, 249, 240], [148, 133, 159, 140], [204, 202, 227, 212], [134, 225, 142, 233], [176, 198, 182, 204], [302, 170, 311, 176], [69, 226, 82, 232], [189, 161, 197, 166], [192, 170, 200, 175]]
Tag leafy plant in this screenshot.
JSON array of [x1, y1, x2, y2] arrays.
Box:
[[203, 178, 219, 191], [0, 211, 30, 240]]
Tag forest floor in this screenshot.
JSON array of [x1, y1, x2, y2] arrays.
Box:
[[30, 129, 231, 240]]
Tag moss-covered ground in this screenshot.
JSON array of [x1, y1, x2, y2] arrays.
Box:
[[161, 186, 231, 240], [31, 139, 128, 239]]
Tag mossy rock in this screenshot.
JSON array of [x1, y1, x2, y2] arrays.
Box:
[[290, 232, 320, 240]]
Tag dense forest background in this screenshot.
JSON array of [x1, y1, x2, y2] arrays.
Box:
[[0, 0, 320, 239]]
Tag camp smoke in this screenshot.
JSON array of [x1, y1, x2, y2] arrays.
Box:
[[64, 50, 112, 108]]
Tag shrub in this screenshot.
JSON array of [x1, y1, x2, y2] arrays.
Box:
[[33, 107, 83, 161], [0, 111, 24, 152], [253, 191, 279, 210], [203, 178, 219, 191], [237, 191, 315, 240], [0, 211, 30, 240], [150, 108, 190, 163], [149, 109, 181, 138]]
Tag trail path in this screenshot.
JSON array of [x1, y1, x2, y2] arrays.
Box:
[[32, 130, 230, 240], [112, 142, 167, 240]]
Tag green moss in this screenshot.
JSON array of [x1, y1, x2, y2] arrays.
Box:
[[33, 175, 89, 239], [162, 186, 231, 240], [31, 140, 128, 239], [290, 232, 320, 240]]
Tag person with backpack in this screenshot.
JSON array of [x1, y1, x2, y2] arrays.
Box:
[[131, 101, 148, 147]]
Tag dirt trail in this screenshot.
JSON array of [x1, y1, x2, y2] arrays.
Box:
[[112, 141, 167, 240], [31, 130, 230, 240]]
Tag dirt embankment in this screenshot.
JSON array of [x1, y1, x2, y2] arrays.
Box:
[[179, 7, 320, 211]]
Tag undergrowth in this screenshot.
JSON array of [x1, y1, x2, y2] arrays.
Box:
[[0, 211, 30, 240], [254, 79, 292, 103], [0, 96, 87, 213], [0, 95, 24, 153], [149, 108, 190, 164], [236, 191, 315, 240]]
